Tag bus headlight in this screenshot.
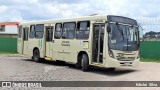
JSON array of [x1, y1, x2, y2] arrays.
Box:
[[109, 50, 114, 58]]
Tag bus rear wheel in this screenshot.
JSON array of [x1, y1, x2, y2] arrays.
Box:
[[81, 54, 89, 71], [33, 49, 41, 62]]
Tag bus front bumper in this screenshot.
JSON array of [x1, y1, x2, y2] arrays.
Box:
[[105, 58, 140, 68]]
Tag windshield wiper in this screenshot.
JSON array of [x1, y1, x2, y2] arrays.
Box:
[[116, 23, 130, 50], [116, 23, 124, 39]]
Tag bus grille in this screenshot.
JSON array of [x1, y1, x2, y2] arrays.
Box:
[[116, 57, 135, 61], [116, 53, 136, 61]]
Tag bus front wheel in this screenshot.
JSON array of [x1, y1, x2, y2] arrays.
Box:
[[107, 68, 115, 71], [33, 49, 41, 62], [82, 54, 89, 71]]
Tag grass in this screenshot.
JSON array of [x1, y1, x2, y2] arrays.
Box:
[[140, 58, 160, 62], [0, 52, 18, 54]]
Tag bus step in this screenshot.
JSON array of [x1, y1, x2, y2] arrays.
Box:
[[45, 57, 52, 60], [91, 62, 103, 66]]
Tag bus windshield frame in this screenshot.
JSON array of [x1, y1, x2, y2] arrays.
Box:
[[107, 16, 140, 51]]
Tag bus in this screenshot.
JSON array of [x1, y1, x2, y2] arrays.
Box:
[[17, 15, 140, 71]]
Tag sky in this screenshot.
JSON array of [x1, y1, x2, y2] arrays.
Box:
[[0, 0, 160, 22]]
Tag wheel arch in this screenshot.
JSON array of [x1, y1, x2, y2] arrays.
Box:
[[77, 51, 89, 65], [33, 47, 39, 54]]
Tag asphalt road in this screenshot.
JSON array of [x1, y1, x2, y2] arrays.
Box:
[[0, 54, 160, 90]]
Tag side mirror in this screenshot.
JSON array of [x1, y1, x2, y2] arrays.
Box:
[[107, 26, 111, 32]]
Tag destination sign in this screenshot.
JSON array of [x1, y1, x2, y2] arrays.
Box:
[[107, 15, 137, 25]]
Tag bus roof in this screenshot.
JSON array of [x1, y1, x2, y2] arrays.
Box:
[[20, 15, 107, 25], [20, 15, 138, 26]]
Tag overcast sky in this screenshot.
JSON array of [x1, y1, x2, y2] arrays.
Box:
[[0, 0, 160, 22]]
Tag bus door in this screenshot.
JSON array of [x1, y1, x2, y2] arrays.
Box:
[[17, 26, 23, 54], [22, 27, 29, 54], [45, 26, 53, 58], [92, 24, 105, 63]]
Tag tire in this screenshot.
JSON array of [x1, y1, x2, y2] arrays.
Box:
[[82, 54, 89, 71], [33, 49, 41, 62], [76, 63, 81, 68], [107, 68, 115, 71], [76, 56, 82, 68]]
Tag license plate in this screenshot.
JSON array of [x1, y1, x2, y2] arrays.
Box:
[[124, 62, 131, 65]]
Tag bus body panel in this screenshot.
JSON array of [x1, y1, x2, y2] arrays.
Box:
[[17, 38, 23, 54], [23, 40, 28, 55], [27, 39, 44, 58]]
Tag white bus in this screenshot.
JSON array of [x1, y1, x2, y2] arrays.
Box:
[[17, 15, 140, 71]]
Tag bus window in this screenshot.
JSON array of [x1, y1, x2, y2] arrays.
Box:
[[18, 26, 22, 38], [63, 22, 75, 39], [54, 23, 62, 39], [46, 27, 53, 41], [29, 25, 35, 38], [46, 28, 50, 41], [35, 24, 44, 39], [23, 27, 29, 41], [76, 21, 90, 39]]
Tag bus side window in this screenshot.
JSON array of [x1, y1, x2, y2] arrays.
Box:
[[54, 23, 62, 39], [35, 24, 44, 39], [23, 27, 29, 41], [29, 25, 35, 38], [63, 22, 75, 39], [18, 26, 22, 38], [76, 21, 90, 39]]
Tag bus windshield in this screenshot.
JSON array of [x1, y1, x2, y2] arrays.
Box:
[[108, 23, 139, 51]]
